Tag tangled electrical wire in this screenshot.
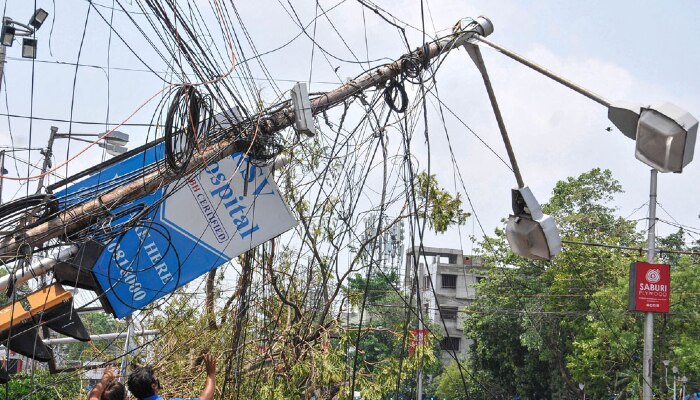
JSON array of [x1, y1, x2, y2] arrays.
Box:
[[0, 194, 60, 263], [164, 85, 213, 174], [0, 3, 521, 399]]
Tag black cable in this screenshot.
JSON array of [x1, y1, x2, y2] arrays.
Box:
[[383, 79, 408, 113], [62, 3, 92, 192], [89, 1, 174, 83]]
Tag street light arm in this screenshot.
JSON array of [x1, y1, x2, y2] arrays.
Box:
[[472, 34, 611, 108], [55, 133, 103, 138], [464, 43, 525, 188], [4, 19, 34, 36], [54, 135, 94, 144], [56, 131, 129, 146]]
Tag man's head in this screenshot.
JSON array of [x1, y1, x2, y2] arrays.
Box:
[[101, 380, 126, 400], [127, 366, 161, 399]]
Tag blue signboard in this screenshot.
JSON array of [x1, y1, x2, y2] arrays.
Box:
[[56, 144, 296, 318]]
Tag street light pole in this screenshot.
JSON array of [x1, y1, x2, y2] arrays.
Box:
[[681, 376, 688, 399], [0, 149, 6, 203], [119, 315, 134, 377], [643, 169, 658, 400], [0, 43, 5, 95], [36, 126, 57, 194], [674, 377, 677, 400], [416, 262, 424, 400], [672, 366, 679, 400]]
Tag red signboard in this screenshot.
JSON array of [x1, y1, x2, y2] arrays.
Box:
[[628, 262, 670, 313], [409, 329, 430, 355]]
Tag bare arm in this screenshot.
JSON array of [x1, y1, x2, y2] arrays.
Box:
[[88, 367, 118, 400], [198, 354, 216, 400]]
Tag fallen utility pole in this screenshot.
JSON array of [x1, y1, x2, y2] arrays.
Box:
[[0, 245, 77, 292], [0, 16, 493, 263], [42, 329, 159, 345]]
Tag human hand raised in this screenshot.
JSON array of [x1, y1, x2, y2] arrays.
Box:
[[202, 353, 216, 377], [102, 366, 120, 382]]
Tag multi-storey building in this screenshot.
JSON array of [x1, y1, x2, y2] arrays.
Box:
[[405, 246, 486, 362]]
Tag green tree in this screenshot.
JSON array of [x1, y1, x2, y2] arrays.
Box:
[[415, 172, 470, 234], [346, 271, 442, 399], [434, 361, 470, 400], [0, 370, 81, 400]]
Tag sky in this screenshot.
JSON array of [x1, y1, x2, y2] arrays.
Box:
[[1, 0, 699, 261]]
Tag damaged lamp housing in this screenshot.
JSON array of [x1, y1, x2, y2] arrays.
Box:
[[506, 186, 561, 261]]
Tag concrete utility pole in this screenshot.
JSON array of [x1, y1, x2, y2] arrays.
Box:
[[0, 17, 494, 263], [36, 126, 58, 194], [0, 149, 6, 203]]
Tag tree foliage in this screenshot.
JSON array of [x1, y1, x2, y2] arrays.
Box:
[[415, 172, 470, 234], [0, 370, 81, 400]]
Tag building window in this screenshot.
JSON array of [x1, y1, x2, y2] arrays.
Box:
[[476, 276, 485, 284], [441, 274, 457, 289], [440, 337, 461, 352], [423, 276, 430, 290], [440, 306, 458, 320]]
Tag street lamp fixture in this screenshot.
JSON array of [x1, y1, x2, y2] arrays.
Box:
[[0, 8, 50, 67], [29, 8, 49, 30], [609, 101, 698, 172], [99, 143, 128, 156], [681, 375, 688, 397], [0, 17, 37, 45], [53, 130, 130, 157], [506, 187, 561, 261], [636, 103, 697, 173], [21, 38, 37, 59], [662, 360, 670, 390], [0, 25, 15, 46], [103, 130, 130, 146]]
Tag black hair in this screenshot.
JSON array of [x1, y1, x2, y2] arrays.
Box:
[[127, 366, 158, 399], [101, 380, 126, 400]]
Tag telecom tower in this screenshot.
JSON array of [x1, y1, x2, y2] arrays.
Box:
[[358, 214, 405, 279]]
